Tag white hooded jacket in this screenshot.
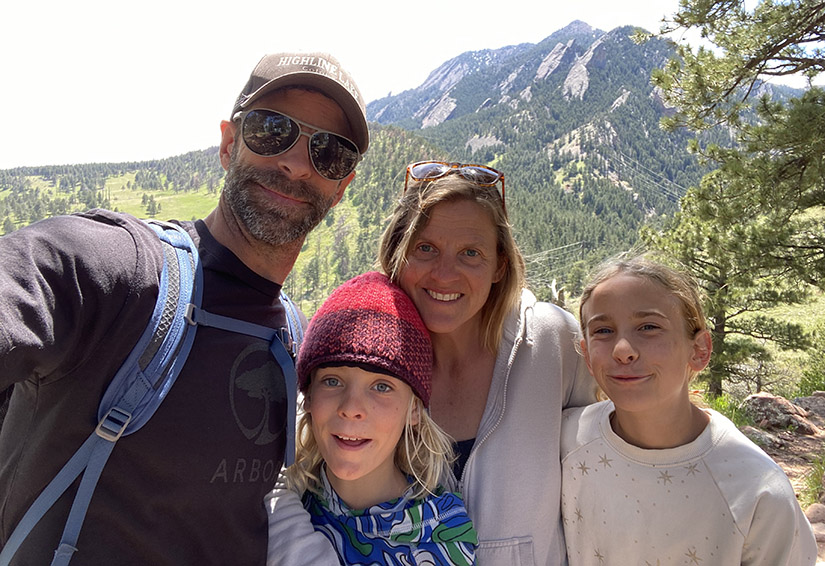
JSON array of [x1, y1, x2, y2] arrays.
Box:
[[459, 289, 597, 566]]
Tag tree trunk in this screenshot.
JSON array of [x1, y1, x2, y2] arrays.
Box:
[[707, 307, 727, 398]]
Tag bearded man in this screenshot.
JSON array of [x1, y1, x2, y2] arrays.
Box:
[[0, 52, 368, 566]]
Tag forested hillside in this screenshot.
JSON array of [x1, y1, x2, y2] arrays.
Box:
[[0, 21, 716, 314], [0, 148, 225, 232], [365, 22, 714, 294]]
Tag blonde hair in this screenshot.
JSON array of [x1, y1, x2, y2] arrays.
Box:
[[285, 388, 456, 500], [378, 174, 526, 353]]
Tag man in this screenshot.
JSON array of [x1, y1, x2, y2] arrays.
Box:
[[0, 52, 369, 565]]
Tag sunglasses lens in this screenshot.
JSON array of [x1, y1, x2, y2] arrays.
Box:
[[309, 133, 360, 180], [242, 110, 299, 156], [460, 166, 500, 186], [410, 162, 452, 180]]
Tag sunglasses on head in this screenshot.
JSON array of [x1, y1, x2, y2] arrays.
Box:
[[233, 108, 361, 181], [404, 161, 506, 213]]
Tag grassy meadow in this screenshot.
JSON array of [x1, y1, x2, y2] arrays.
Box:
[[102, 173, 219, 221]]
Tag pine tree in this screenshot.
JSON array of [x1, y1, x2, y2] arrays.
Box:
[[641, 0, 825, 395], [642, 191, 811, 397]]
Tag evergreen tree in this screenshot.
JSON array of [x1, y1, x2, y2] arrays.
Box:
[[652, 0, 824, 129], [146, 195, 159, 217], [640, 0, 825, 395], [643, 191, 811, 397], [650, 0, 825, 285]]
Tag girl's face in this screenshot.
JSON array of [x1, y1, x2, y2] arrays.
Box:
[[579, 273, 711, 419], [398, 199, 505, 338], [306, 365, 416, 507]]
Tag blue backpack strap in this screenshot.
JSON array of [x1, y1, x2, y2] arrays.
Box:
[[96, 221, 203, 431], [0, 221, 201, 566], [278, 291, 303, 465], [185, 302, 299, 467], [0, 222, 303, 566], [279, 291, 303, 357]]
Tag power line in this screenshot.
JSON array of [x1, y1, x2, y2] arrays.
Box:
[[524, 241, 585, 263], [524, 241, 586, 288], [602, 149, 690, 203]]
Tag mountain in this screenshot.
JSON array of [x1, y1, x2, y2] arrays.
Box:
[[357, 21, 707, 294], [0, 21, 711, 311], [368, 21, 605, 128]]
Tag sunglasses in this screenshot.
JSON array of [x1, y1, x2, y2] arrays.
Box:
[[404, 161, 506, 212], [234, 109, 361, 181]]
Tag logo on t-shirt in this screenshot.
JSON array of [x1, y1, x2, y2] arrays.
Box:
[[228, 341, 286, 445]]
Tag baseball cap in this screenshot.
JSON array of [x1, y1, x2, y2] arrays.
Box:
[[232, 52, 369, 154]]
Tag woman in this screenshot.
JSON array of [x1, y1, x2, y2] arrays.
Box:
[[378, 161, 598, 566], [266, 161, 597, 566]]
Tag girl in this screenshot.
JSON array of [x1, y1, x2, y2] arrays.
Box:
[[267, 271, 477, 566], [561, 254, 817, 565]]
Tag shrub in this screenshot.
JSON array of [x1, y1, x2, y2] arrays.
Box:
[[797, 323, 825, 397], [702, 393, 754, 428], [799, 453, 825, 509]]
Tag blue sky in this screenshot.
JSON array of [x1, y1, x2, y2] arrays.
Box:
[[2, 0, 686, 168]]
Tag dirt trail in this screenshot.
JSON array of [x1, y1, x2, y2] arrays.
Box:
[[760, 420, 825, 564]]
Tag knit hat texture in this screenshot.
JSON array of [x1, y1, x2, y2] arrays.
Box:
[[296, 271, 432, 407]]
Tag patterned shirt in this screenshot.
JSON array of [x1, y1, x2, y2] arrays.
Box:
[[304, 468, 477, 565], [560, 401, 817, 566]]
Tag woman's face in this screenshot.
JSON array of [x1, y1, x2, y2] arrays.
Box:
[[398, 199, 505, 338]]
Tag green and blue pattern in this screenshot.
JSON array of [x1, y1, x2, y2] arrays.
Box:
[[305, 470, 477, 565]]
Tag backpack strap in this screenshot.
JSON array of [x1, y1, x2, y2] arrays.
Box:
[[279, 291, 304, 357], [0, 221, 302, 566], [176, 278, 303, 466], [97, 221, 203, 433], [185, 302, 299, 468], [0, 221, 201, 566], [278, 291, 303, 462]]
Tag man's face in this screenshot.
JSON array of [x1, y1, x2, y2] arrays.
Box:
[[220, 88, 355, 246]]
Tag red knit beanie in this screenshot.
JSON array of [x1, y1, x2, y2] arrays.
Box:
[[296, 271, 432, 407]]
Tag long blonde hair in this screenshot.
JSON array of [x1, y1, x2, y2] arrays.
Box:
[[378, 174, 526, 353], [285, 388, 456, 500]]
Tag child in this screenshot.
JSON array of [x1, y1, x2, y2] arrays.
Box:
[[561, 255, 817, 566], [266, 271, 477, 566]]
